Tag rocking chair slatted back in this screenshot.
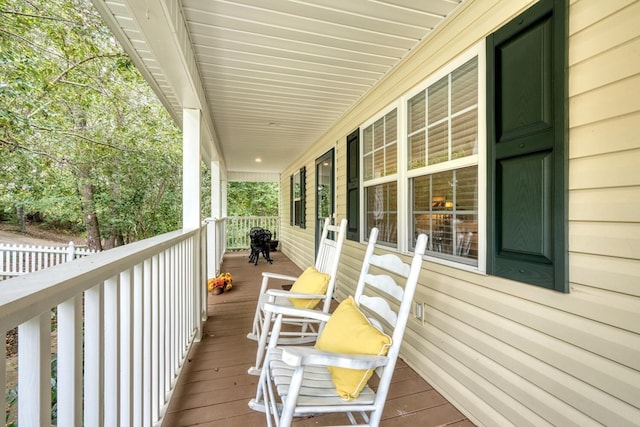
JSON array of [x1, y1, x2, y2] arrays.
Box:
[[247, 218, 348, 375], [249, 228, 429, 427], [313, 218, 343, 313]]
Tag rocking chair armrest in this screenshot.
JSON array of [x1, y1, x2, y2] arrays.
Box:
[[261, 271, 299, 282], [281, 346, 389, 370], [263, 302, 331, 323], [266, 289, 326, 300]]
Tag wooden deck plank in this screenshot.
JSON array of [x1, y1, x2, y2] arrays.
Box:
[[164, 250, 474, 426]]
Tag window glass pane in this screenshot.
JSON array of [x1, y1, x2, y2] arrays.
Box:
[[386, 143, 397, 175], [293, 171, 301, 199], [408, 92, 425, 133], [291, 169, 305, 227], [363, 153, 373, 181], [411, 166, 478, 264], [373, 117, 384, 150], [385, 109, 397, 176], [431, 171, 451, 210], [456, 167, 478, 212], [365, 182, 397, 247], [409, 133, 425, 170], [373, 150, 384, 179], [428, 76, 448, 123], [452, 57, 478, 113], [385, 109, 397, 143], [428, 122, 448, 165], [294, 200, 301, 225], [452, 110, 478, 158], [363, 108, 398, 181], [363, 126, 373, 154]]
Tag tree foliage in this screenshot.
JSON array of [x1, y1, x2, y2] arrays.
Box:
[[0, 0, 183, 248], [227, 182, 279, 217]]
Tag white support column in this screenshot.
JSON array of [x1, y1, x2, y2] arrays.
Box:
[[222, 178, 228, 218], [207, 161, 221, 282], [211, 161, 221, 219], [183, 108, 202, 230]]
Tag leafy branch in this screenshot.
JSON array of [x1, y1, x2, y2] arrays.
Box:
[[0, 8, 76, 25], [29, 124, 138, 153], [49, 53, 125, 87]]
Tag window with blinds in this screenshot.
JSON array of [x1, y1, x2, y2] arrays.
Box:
[[363, 109, 398, 180], [362, 108, 398, 247], [290, 167, 305, 228], [408, 57, 479, 265]]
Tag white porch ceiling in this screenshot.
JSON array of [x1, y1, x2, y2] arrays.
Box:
[[94, 0, 464, 175]]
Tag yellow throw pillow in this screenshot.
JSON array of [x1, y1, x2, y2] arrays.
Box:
[[288, 266, 331, 309], [315, 296, 392, 400]]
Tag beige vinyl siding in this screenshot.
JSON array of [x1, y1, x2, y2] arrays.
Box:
[[278, 0, 640, 425]]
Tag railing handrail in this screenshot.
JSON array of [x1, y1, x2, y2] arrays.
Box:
[[0, 228, 200, 333], [0, 225, 209, 426], [225, 215, 279, 219]]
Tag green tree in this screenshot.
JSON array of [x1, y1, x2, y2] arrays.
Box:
[[0, 0, 183, 248], [227, 182, 279, 216]]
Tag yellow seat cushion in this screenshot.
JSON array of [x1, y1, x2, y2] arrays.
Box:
[[315, 296, 392, 400], [288, 266, 330, 309]]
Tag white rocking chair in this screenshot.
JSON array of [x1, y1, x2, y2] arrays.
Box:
[[247, 218, 348, 375], [249, 228, 428, 427]]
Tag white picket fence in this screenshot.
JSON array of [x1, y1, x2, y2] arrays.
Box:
[[0, 242, 98, 280]]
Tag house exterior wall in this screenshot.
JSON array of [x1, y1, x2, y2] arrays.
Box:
[[278, 0, 640, 425]]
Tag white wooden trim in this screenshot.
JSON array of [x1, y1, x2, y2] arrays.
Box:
[[58, 295, 83, 427], [104, 275, 120, 426], [18, 313, 51, 426], [0, 339, 5, 427], [84, 283, 103, 426], [119, 269, 133, 425], [151, 254, 161, 421], [143, 258, 153, 425]]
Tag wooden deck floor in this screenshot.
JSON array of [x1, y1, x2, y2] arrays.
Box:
[[164, 250, 474, 426]]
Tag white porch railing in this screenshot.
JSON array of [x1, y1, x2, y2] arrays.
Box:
[[1, 225, 210, 427], [225, 216, 279, 250], [0, 242, 98, 280]]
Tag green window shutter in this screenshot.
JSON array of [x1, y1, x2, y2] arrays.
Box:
[[289, 175, 294, 226], [346, 129, 360, 241], [486, 0, 568, 291], [300, 166, 306, 229]]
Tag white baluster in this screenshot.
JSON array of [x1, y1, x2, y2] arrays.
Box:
[[18, 313, 51, 426], [58, 295, 83, 426]]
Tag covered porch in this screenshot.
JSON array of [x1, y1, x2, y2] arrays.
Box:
[[165, 250, 472, 426]]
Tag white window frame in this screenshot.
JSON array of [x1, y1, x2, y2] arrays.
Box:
[[360, 102, 400, 247], [358, 41, 486, 273]]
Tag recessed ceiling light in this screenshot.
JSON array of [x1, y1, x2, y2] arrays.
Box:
[[255, 158, 262, 162]]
